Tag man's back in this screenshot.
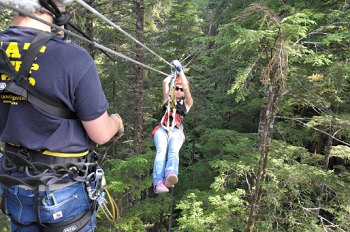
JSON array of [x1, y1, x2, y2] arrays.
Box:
[[0, 2, 123, 231], [0, 26, 109, 152]]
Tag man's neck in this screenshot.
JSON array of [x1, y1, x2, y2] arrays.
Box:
[[12, 12, 53, 32]]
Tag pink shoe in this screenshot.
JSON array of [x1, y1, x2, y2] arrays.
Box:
[[165, 172, 178, 187], [155, 182, 169, 194]]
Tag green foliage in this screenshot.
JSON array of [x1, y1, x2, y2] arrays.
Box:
[[0, 10, 12, 30], [114, 196, 173, 231], [198, 129, 258, 159], [176, 190, 247, 231], [257, 140, 350, 231], [0, 214, 10, 231], [330, 145, 350, 160], [106, 152, 153, 194], [2, 0, 350, 231]]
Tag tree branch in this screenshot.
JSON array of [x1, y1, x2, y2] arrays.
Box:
[[275, 116, 350, 146]]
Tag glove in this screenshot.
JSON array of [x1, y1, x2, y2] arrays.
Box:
[[163, 75, 172, 83], [171, 60, 183, 73]]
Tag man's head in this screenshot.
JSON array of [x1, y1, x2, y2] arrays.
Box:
[[0, 0, 73, 14]]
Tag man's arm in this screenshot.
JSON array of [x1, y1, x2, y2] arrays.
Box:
[[82, 111, 124, 145]]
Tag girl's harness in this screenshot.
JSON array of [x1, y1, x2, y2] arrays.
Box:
[[151, 72, 186, 141]]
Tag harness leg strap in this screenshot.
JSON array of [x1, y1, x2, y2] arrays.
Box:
[[34, 187, 46, 228], [7, 201, 96, 232], [42, 202, 97, 232]]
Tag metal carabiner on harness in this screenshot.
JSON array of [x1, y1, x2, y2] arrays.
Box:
[[85, 166, 119, 221], [86, 167, 105, 200], [159, 71, 178, 142]]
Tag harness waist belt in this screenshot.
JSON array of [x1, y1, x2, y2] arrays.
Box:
[[18, 182, 76, 191], [4, 143, 90, 165]]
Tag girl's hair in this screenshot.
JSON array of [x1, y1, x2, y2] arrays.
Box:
[[176, 77, 190, 87]]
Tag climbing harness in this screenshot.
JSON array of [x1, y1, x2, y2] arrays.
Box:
[[0, 143, 119, 229], [0, 143, 99, 231], [160, 72, 178, 140], [151, 69, 187, 143]]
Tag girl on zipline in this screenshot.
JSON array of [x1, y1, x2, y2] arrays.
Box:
[[151, 60, 194, 193]]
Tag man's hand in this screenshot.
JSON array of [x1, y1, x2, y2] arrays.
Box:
[[110, 113, 124, 141]]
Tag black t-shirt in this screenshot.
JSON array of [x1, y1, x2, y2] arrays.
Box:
[[0, 26, 108, 152]]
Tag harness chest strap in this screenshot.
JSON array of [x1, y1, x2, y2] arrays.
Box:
[[0, 31, 77, 119]]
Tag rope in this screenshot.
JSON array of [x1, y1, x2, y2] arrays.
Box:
[[74, 0, 206, 71], [0, 1, 170, 77], [168, 186, 174, 231], [160, 73, 177, 134], [181, 43, 203, 67], [68, 22, 115, 61], [98, 187, 120, 222], [75, 0, 173, 67]]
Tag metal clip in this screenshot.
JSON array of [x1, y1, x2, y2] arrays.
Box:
[[86, 182, 98, 200], [97, 192, 107, 205], [42, 193, 57, 206], [95, 168, 104, 180]]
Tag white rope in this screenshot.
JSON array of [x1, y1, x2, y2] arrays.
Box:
[[0, 1, 170, 76], [74, 0, 173, 67]]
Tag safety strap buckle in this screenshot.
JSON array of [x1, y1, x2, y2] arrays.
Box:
[[13, 73, 26, 86], [18, 148, 30, 160]]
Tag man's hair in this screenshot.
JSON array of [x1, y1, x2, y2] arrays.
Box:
[[0, 0, 73, 14]]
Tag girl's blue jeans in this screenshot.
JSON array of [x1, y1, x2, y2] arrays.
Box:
[[153, 127, 184, 188]]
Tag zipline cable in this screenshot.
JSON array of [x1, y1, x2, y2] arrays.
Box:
[[74, 0, 173, 67], [76, 0, 205, 71], [0, 1, 170, 77], [180, 21, 214, 67], [181, 43, 203, 66], [68, 22, 115, 62]]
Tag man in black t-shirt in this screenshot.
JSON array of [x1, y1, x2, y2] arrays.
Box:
[[0, 0, 123, 231]]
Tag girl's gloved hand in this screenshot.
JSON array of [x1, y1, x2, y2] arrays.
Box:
[[171, 60, 183, 73]]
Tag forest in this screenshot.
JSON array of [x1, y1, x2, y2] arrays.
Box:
[[1, 0, 350, 231]]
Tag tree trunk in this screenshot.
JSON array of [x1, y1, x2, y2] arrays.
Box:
[[323, 113, 336, 169], [86, 0, 97, 58], [134, 0, 145, 156], [246, 45, 286, 231], [246, 84, 278, 232]]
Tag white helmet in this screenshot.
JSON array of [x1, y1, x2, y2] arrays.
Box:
[[0, 0, 74, 14]]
